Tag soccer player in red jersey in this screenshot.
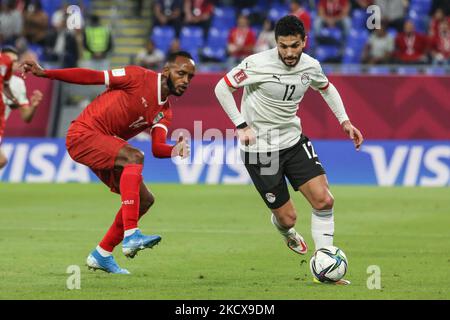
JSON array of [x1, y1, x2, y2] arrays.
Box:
[[0, 47, 20, 161], [22, 51, 196, 274]]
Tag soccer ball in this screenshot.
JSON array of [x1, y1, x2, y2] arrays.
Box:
[[310, 246, 348, 283]]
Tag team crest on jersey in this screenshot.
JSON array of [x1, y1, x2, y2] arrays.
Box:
[[152, 112, 164, 124], [233, 70, 248, 84], [265, 193, 276, 204], [301, 73, 311, 86]]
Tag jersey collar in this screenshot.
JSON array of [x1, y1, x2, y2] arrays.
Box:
[[158, 73, 168, 105]]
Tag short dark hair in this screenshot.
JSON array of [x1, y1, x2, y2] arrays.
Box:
[[1, 46, 19, 56], [167, 51, 194, 63], [275, 15, 306, 40]]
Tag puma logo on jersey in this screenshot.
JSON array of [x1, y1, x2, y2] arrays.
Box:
[[129, 116, 148, 129], [141, 97, 148, 108], [272, 74, 281, 82]]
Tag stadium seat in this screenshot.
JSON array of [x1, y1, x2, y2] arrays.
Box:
[[212, 7, 237, 30], [424, 66, 447, 76], [201, 28, 229, 62], [352, 9, 368, 29], [408, 10, 429, 34], [180, 26, 204, 63], [151, 26, 175, 53], [267, 5, 289, 22], [315, 45, 341, 63]]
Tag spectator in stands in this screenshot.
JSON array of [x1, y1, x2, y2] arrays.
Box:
[[430, 19, 450, 65], [361, 23, 394, 64], [43, 14, 79, 68], [52, 2, 69, 29], [135, 39, 165, 70], [254, 18, 276, 53], [290, 0, 311, 33], [430, 0, 450, 16], [374, 0, 408, 32], [152, 0, 184, 38], [184, 0, 215, 40], [0, 0, 23, 45], [83, 14, 113, 71], [315, 0, 351, 39], [227, 13, 256, 64], [23, 0, 49, 46], [429, 8, 448, 38], [394, 20, 429, 64]]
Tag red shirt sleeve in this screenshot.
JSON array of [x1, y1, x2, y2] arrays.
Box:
[[2, 55, 13, 82], [106, 66, 147, 91], [151, 107, 174, 158]]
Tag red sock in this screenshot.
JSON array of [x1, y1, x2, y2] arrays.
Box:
[[98, 207, 149, 252], [99, 208, 124, 252], [120, 164, 143, 231]]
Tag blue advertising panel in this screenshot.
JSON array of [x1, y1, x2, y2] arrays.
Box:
[[1, 138, 449, 186]]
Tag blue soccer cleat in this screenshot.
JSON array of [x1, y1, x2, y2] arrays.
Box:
[[122, 230, 161, 258], [86, 249, 130, 274]]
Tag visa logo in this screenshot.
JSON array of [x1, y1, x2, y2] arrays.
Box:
[[362, 145, 450, 186]]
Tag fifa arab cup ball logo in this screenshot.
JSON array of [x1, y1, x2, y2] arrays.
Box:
[[310, 246, 348, 283]]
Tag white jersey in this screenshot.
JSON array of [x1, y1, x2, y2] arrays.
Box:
[[224, 48, 330, 153], [2, 75, 30, 120]]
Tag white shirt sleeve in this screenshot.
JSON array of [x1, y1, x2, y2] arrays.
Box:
[[214, 78, 246, 127], [319, 82, 349, 124], [223, 58, 261, 89]]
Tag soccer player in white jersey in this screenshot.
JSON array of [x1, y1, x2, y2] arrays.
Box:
[[0, 46, 43, 169], [214, 15, 363, 285]]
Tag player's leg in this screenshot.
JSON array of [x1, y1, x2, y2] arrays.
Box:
[[298, 174, 335, 251], [98, 181, 155, 253], [114, 145, 161, 258], [0, 148, 7, 169], [241, 149, 308, 254], [271, 199, 308, 254]]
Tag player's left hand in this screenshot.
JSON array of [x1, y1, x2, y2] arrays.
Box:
[[341, 120, 364, 151], [172, 134, 190, 159], [30, 90, 43, 107]]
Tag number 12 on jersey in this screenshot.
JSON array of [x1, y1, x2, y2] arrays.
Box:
[[283, 85, 296, 101], [302, 141, 318, 159]]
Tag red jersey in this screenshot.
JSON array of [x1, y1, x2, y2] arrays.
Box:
[[292, 8, 311, 32], [0, 53, 14, 138], [228, 27, 256, 58], [318, 0, 349, 17], [395, 32, 429, 63], [73, 66, 171, 141]]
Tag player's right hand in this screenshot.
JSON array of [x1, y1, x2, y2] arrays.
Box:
[[172, 134, 190, 159], [20, 60, 46, 78], [237, 126, 257, 146]]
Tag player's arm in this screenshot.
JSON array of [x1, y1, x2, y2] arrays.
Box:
[[151, 127, 189, 159], [317, 82, 364, 150], [19, 90, 43, 123], [21, 60, 105, 85], [214, 76, 256, 146]]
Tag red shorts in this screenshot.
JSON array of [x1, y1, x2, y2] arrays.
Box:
[[66, 122, 128, 193]]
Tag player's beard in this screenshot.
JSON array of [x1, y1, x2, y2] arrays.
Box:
[[279, 52, 301, 67], [167, 74, 183, 97]]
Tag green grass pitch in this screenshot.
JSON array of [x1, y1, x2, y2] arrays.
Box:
[[0, 183, 449, 300]]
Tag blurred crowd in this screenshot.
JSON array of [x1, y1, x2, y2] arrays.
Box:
[[0, 0, 112, 69]]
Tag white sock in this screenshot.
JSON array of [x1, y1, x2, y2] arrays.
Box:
[[124, 228, 138, 238], [271, 214, 296, 238], [311, 208, 334, 250], [96, 245, 112, 257]]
